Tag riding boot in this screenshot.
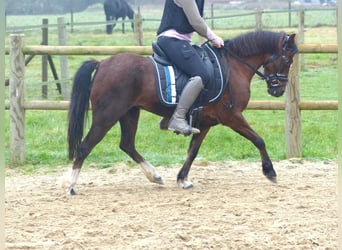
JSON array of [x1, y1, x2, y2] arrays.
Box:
[[168, 76, 204, 136]]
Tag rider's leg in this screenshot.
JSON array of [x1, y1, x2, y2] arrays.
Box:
[[168, 76, 204, 135], [157, 37, 209, 134]]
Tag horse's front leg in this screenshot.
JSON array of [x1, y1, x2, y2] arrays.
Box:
[[177, 128, 210, 189], [228, 113, 277, 182]]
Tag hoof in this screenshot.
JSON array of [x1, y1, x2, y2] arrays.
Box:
[[183, 181, 194, 189], [67, 188, 77, 195], [178, 180, 194, 189], [267, 175, 277, 183], [154, 176, 164, 185], [264, 169, 277, 183]]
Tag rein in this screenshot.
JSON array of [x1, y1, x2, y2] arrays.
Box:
[[227, 50, 288, 86]]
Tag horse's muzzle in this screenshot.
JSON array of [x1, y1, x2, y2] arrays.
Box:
[[268, 85, 285, 97], [266, 74, 288, 97], [267, 79, 287, 97]]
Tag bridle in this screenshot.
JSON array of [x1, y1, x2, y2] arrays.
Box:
[[227, 35, 298, 88]]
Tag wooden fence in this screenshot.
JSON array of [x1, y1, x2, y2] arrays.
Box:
[[5, 7, 337, 34], [6, 35, 338, 165]]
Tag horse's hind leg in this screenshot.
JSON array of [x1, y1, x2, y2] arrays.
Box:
[[62, 161, 82, 195], [119, 107, 163, 185], [62, 122, 117, 194]]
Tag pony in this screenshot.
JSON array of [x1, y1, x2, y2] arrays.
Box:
[[63, 30, 298, 195], [104, 0, 134, 34]]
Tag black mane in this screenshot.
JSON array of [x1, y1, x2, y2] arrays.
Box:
[[224, 31, 287, 57]]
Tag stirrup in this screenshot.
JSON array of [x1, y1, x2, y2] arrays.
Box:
[[168, 118, 200, 136], [168, 126, 200, 136]]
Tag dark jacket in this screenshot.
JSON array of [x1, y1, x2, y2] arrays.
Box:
[[157, 0, 204, 35]]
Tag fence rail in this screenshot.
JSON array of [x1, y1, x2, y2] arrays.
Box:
[[6, 35, 338, 164], [5, 7, 337, 33], [4, 44, 339, 56], [4, 100, 339, 111]]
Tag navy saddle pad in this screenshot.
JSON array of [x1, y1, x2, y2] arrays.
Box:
[[150, 42, 229, 108]]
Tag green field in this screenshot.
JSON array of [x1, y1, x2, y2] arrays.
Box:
[[4, 6, 338, 171]]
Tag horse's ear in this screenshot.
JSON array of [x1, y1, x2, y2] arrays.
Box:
[[288, 34, 296, 45]]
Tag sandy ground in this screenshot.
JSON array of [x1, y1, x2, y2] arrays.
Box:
[[5, 159, 338, 250]]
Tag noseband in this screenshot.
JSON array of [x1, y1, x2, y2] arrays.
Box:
[[261, 54, 289, 88]]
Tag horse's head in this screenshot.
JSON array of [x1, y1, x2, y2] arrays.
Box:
[[224, 31, 299, 98], [262, 34, 298, 97]]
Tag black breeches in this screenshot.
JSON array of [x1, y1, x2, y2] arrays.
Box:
[[157, 36, 210, 86]]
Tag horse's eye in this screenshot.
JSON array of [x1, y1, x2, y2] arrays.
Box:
[[282, 56, 292, 66]]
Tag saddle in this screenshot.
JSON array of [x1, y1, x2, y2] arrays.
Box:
[[150, 41, 228, 109]]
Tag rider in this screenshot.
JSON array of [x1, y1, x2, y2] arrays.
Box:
[[157, 0, 224, 135]]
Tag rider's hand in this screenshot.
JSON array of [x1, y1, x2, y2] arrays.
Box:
[[211, 35, 224, 48], [206, 28, 224, 48]]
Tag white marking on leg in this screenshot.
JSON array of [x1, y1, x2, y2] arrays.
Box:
[[177, 178, 193, 189], [60, 167, 80, 195], [183, 181, 194, 189], [139, 161, 164, 185]]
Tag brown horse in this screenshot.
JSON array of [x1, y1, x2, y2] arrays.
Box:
[[63, 30, 298, 195]]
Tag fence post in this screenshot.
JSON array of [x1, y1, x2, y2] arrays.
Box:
[[42, 18, 48, 99], [58, 17, 70, 100], [134, 6, 143, 46], [70, 9, 74, 33], [211, 3, 214, 29], [255, 9, 262, 30], [298, 9, 305, 70], [288, 0, 292, 27], [285, 50, 302, 158], [9, 34, 25, 164]]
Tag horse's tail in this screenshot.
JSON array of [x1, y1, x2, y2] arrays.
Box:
[[68, 60, 99, 161]]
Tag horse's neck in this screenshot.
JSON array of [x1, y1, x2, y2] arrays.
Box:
[[245, 55, 266, 70]]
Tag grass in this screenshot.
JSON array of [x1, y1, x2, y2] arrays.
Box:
[[4, 109, 337, 170], [4, 6, 338, 170]]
